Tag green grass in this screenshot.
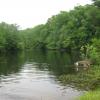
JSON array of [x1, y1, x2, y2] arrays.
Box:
[[78, 90, 100, 100], [77, 65, 100, 100]]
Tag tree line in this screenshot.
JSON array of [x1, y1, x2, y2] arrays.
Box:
[[0, 0, 100, 63]]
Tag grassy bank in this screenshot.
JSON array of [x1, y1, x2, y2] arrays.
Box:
[[78, 89, 100, 100], [78, 65, 100, 100], [59, 65, 100, 99]]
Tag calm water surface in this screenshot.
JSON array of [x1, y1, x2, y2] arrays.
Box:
[[0, 50, 83, 100]]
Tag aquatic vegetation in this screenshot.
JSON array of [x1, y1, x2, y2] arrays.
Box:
[[59, 65, 100, 90]]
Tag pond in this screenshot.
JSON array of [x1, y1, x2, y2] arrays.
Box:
[[0, 50, 84, 100]]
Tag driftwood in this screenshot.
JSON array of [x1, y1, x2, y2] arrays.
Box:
[[74, 59, 92, 71]]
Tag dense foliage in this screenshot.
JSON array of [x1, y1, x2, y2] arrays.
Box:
[[22, 4, 99, 49], [0, 0, 100, 62], [0, 22, 21, 52], [19, 0, 100, 62]]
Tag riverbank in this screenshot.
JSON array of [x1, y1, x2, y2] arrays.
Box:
[[78, 65, 100, 100], [78, 89, 100, 100], [58, 65, 100, 99]]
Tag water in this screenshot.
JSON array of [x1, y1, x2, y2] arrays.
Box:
[[0, 50, 83, 100]]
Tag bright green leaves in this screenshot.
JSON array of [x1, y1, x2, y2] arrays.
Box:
[[0, 22, 20, 52]]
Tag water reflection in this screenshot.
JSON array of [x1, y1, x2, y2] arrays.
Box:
[[0, 53, 23, 76], [24, 50, 76, 75], [0, 50, 79, 85], [0, 50, 83, 100]]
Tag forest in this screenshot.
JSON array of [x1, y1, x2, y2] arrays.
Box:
[[0, 0, 100, 99], [0, 0, 99, 63]]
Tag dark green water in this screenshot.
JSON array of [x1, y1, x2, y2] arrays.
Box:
[[0, 50, 83, 100]]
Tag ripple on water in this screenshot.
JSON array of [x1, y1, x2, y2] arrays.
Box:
[[0, 51, 84, 100]]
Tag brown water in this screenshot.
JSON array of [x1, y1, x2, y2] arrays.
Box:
[[0, 50, 83, 100]]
